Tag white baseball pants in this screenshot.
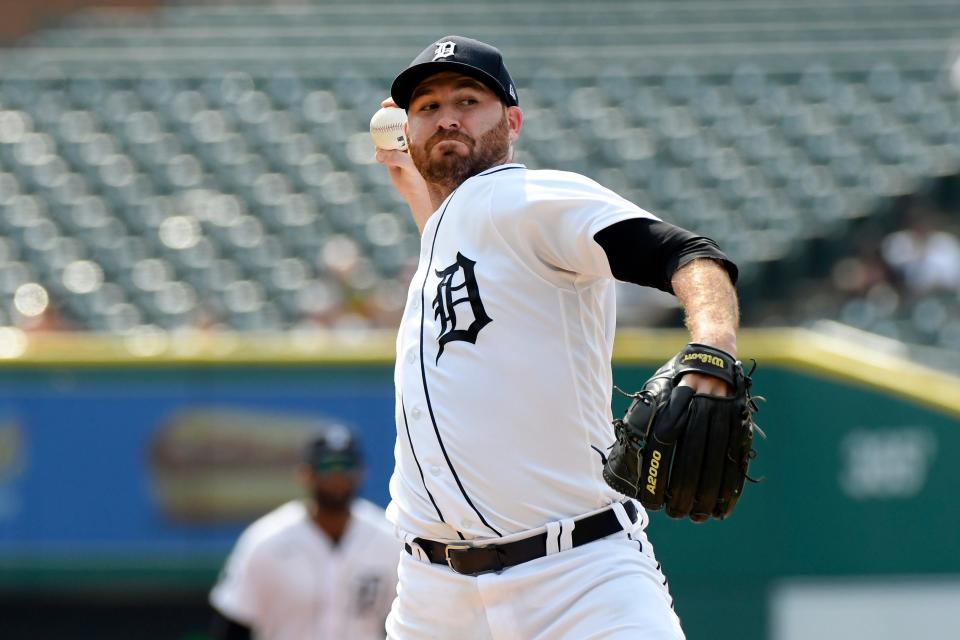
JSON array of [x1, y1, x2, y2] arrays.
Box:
[[386, 509, 684, 639]]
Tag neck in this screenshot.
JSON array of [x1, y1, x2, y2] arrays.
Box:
[[426, 183, 454, 210], [309, 504, 351, 544], [425, 155, 514, 210]]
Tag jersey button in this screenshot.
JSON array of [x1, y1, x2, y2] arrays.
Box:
[[460, 519, 474, 529], [406, 351, 417, 364], [411, 297, 420, 310], [410, 407, 422, 420], [429, 465, 441, 476]]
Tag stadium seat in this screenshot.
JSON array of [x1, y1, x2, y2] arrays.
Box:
[[0, 0, 957, 346]]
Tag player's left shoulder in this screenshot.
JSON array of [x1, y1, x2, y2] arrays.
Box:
[[487, 167, 600, 212], [350, 498, 392, 532], [234, 500, 308, 554], [523, 167, 603, 190], [350, 499, 401, 549], [522, 168, 645, 209]]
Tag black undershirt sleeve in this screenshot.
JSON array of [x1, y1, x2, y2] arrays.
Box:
[[593, 218, 738, 294], [210, 609, 253, 640]]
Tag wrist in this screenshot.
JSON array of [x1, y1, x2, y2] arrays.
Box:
[[689, 334, 737, 359]]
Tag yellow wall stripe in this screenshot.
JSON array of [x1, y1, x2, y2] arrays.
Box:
[[614, 328, 960, 417], [1, 327, 958, 416]]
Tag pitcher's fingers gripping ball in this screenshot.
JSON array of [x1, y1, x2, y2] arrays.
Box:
[[602, 344, 764, 522], [370, 106, 408, 151]]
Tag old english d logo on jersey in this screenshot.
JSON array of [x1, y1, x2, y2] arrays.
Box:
[[432, 252, 492, 362]]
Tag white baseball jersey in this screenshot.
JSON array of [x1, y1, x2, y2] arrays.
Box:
[[387, 163, 658, 542], [210, 499, 401, 640]]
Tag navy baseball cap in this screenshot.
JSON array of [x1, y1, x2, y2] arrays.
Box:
[[303, 425, 361, 473], [391, 35, 519, 111]]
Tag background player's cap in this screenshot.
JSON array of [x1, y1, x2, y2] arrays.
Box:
[[303, 425, 361, 473], [391, 35, 519, 110]]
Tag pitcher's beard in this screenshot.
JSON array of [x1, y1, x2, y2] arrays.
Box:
[[410, 115, 511, 193]]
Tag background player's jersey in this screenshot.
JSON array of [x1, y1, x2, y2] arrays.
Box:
[[387, 164, 658, 542], [210, 499, 400, 640]]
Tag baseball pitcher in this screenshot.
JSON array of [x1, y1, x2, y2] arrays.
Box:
[[375, 35, 761, 639]]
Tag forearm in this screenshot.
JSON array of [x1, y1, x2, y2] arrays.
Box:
[[593, 217, 739, 353], [670, 258, 739, 356], [374, 148, 435, 235], [406, 192, 436, 234]]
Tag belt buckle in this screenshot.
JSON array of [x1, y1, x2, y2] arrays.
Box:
[[444, 543, 473, 573]]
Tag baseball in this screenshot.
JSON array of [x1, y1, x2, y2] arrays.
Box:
[[369, 107, 408, 151]]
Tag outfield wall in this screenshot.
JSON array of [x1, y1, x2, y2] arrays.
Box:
[[0, 328, 957, 640]]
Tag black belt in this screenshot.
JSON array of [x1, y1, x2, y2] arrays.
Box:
[[405, 501, 638, 576]]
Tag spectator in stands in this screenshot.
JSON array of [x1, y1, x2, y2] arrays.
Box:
[[831, 235, 893, 299], [949, 41, 960, 94], [880, 208, 960, 297]]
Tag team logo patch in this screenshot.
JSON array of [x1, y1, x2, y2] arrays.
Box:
[[353, 573, 382, 614], [433, 41, 456, 61], [432, 252, 492, 362]]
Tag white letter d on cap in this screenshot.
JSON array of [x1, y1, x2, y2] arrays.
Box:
[[433, 41, 456, 61]]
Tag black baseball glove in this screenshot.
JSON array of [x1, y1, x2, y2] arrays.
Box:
[[600, 343, 763, 522]]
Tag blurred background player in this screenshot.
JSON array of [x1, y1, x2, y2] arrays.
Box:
[[209, 426, 400, 640]]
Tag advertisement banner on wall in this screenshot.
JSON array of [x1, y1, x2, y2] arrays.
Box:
[[0, 366, 397, 560]]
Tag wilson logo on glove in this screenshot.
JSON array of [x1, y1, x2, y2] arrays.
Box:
[[598, 343, 765, 522], [680, 352, 725, 368]]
